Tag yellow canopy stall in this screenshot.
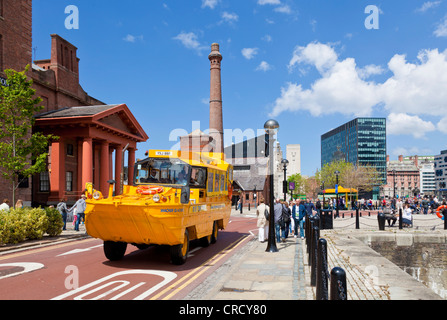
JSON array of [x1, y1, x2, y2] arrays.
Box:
[[322, 186, 358, 209]]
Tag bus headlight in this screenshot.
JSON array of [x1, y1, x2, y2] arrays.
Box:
[[93, 191, 102, 200], [152, 194, 160, 203]]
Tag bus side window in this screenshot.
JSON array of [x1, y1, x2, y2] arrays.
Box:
[[220, 174, 224, 191], [208, 171, 214, 193]]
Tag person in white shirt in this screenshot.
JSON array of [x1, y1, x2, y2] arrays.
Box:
[[256, 197, 269, 243], [402, 202, 413, 227], [0, 199, 10, 212]]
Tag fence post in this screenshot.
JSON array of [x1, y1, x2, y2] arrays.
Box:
[[399, 208, 403, 230], [316, 238, 329, 300], [378, 212, 385, 230], [310, 225, 320, 286], [355, 208, 360, 229], [330, 267, 347, 300]]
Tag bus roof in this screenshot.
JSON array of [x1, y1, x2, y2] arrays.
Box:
[[146, 150, 231, 171]]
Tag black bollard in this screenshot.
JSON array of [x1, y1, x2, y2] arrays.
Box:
[[399, 208, 403, 230], [355, 208, 360, 229], [330, 267, 347, 300], [310, 225, 320, 286], [444, 211, 447, 230], [316, 238, 329, 300], [306, 216, 312, 254], [378, 212, 385, 230], [248, 203, 250, 211]]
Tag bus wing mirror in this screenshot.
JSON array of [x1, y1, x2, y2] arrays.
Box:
[[181, 186, 190, 204]]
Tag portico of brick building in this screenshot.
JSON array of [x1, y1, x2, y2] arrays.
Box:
[[34, 104, 148, 205]]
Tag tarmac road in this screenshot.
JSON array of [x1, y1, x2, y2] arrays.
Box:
[[0, 215, 257, 300]]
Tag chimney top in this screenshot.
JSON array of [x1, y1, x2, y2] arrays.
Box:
[[209, 43, 222, 60]]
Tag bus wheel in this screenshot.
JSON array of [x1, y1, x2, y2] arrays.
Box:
[[104, 241, 127, 261], [170, 229, 189, 265], [211, 221, 218, 244], [200, 232, 212, 248]]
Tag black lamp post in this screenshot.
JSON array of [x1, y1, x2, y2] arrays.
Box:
[[281, 159, 289, 201], [394, 169, 397, 199], [334, 170, 340, 218], [264, 119, 279, 253]]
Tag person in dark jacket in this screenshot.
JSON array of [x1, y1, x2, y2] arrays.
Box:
[[298, 200, 306, 239]]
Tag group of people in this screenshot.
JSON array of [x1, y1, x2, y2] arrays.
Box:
[[0, 198, 24, 211], [56, 195, 87, 231], [256, 198, 319, 244], [382, 200, 414, 227]]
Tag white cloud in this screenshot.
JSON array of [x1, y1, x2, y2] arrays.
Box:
[[262, 34, 272, 42], [173, 32, 207, 54], [274, 5, 292, 14], [288, 42, 338, 73], [434, 15, 447, 37], [241, 48, 259, 60], [256, 61, 272, 72], [221, 11, 239, 24], [123, 34, 144, 43], [387, 113, 436, 138], [201, 0, 219, 9], [270, 42, 447, 128], [258, 0, 281, 5], [357, 64, 386, 79], [416, 1, 442, 12]]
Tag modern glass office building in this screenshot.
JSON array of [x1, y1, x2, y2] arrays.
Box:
[[321, 118, 387, 188]]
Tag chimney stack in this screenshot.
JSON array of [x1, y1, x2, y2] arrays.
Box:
[[208, 43, 223, 154]]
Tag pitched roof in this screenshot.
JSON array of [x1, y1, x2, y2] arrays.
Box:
[[35, 105, 120, 119]]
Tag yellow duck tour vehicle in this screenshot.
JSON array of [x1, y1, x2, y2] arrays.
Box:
[[84, 150, 233, 265]]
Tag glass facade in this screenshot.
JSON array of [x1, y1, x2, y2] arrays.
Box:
[[321, 118, 387, 185]]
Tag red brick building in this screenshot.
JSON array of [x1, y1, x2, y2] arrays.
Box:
[[0, 0, 148, 206]]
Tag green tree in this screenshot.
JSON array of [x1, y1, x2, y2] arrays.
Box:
[[0, 66, 57, 204]]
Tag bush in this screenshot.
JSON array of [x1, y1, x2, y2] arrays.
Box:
[[0, 206, 64, 245], [0, 210, 27, 244], [45, 207, 63, 237]]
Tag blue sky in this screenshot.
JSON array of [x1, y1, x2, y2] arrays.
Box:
[[33, 0, 447, 176]]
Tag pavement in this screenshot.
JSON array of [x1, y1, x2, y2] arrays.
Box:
[[1, 209, 446, 300], [186, 208, 446, 300]]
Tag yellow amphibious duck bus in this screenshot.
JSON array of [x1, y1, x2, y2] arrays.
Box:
[[84, 150, 233, 265]]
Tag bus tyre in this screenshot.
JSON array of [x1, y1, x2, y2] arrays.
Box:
[[210, 221, 218, 244], [104, 241, 127, 261], [200, 232, 212, 248], [170, 229, 189, 265]]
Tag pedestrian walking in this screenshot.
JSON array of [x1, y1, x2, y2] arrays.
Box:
[[274, 199, 285, 243], [298, 200, 306, 239], [282, 201, 292, 239], [256, 197, 269, 243], [0, 199, 10, 212], [57, 198, 69, 231], [68, 194, 87, 231]]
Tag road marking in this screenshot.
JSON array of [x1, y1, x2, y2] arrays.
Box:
[[51, 270, 177, 300], [150, 235, 249, 300], [0, 262, 45, 280], [0, 238, 97, 261], [57, 244, 103, 257]]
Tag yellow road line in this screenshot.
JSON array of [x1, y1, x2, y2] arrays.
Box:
[[150, 235, 249, 300]]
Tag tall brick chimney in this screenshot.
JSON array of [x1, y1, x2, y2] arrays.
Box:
[[208, 43, 223, 154]]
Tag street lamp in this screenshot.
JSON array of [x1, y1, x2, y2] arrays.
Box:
[[392, 169, 396, 200], [334, 170, 340, 218], [281, 159, 289, 201], [264, 119, 279, 253]]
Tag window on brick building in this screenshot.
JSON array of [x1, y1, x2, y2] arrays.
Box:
[[39, 171, 50, 192], [67, 143, 74, 156], [66, 171, 73, 192]]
